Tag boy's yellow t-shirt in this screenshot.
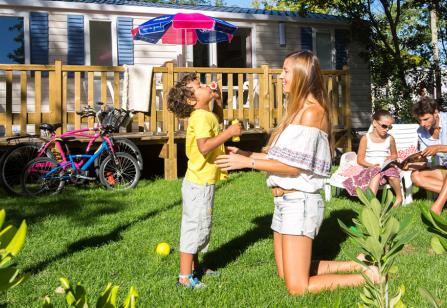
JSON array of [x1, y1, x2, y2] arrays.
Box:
[[185, 109, 228, 185]]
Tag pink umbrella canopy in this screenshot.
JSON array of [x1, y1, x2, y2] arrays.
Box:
[[132, 13, 238, 45]]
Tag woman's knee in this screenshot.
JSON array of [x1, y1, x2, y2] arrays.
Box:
[[285, 280, 308, 296]]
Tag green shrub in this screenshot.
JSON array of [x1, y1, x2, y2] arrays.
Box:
[[43, 277, 138, 308], [0, 209, 28, 291], [338, 188, 417, 307]]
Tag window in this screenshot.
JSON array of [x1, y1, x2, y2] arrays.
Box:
[[217, 28, 252, 68], [89, 20, 112, 66], [0, 16, 24, 64], [315, 31, 333, 69]]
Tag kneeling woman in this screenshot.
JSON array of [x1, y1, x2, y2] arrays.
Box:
[[216, 51, 379, 295]]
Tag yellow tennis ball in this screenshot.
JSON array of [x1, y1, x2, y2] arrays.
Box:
[[155, 242, 171, 256]]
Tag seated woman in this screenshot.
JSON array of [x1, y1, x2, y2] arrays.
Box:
[[342, 110, 402, 207]]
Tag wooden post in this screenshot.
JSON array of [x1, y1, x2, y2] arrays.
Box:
[[342, 66, 352, 151], [164, 62, 177, 180], [5, 71, 13, 136], [20, 71, 27, 135], [74, 72, 81, 130], [35, 71, 42, 135], [52, 60, 62, 132], [259, 64, 270, 130]]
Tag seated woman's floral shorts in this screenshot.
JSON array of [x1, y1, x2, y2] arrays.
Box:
[[271, 191, 324, 239]]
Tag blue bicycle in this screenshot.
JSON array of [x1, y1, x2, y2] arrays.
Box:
[[21, 108, 140, 196]]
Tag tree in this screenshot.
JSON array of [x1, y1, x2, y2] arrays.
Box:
[[7, 20, 24, 64]]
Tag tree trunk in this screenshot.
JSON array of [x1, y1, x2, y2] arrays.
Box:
[[430, 7, 442, 99]]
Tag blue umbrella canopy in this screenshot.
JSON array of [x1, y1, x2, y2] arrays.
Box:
[[132, 13, 238, 45]]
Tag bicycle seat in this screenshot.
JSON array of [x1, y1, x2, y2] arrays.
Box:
[[39, 123, 62, 133], [55, 136, 76, 142]]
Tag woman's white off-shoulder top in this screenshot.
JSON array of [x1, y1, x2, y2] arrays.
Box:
[[266, 124, 331, 193]]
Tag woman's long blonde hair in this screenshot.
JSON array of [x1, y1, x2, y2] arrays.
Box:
[[265, 50, 332, 150]]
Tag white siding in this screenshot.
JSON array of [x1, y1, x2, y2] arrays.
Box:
[[133, 17, 179, 66], [348, 38, 372, 129], [254, 22, 301, 67], [0, 3, 372, 133]]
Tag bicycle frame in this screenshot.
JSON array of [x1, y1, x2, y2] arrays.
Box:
[[38, 126, 114, 170], [41, 139, 114, 181]]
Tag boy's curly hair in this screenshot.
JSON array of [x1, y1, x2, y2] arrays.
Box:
[[167, 73, 198, 118]]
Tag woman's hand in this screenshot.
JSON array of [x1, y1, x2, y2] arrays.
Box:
[[215, 153, 251, 171]]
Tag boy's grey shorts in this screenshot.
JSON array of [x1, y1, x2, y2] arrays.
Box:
[[271, 191, 324, 239], [180, 178, 215, 254]]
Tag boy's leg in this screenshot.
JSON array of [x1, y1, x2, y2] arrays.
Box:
[[431, 170, 447, 215], [411, 169, 444, 192], [178, 179, 204, 287], [387, 176, 403, 207], [179, 252, 195, 283]]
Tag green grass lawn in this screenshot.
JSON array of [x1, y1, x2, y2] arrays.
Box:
[[0, 171, 446, 307]]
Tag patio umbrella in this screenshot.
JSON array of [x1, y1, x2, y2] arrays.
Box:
[[131, 13, 238, 45]]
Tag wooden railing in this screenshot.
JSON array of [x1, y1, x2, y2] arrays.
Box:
[[0, 61, 351, 179]]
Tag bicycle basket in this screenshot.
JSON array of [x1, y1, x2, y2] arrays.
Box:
[[101, 109, 131, 132]]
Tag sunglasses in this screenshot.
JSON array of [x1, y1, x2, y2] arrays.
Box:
[[377, 122, 393, 130]]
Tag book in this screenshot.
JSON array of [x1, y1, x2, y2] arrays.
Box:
[[380, 151, 427, 171]]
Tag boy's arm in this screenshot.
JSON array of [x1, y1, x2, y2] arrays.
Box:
[[197, 124, 241, 156]]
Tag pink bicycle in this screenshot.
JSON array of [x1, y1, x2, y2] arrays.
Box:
[[0, 104, 143, 195], [21, 107, 141, 195]]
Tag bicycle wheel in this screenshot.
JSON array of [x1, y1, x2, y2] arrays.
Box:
[[22, 157, 65, 196], [0, 143, 54, 195], [98, 152, 140, 190], [94, 138, 143, 176]]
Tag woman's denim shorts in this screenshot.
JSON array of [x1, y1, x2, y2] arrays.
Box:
[[271, 191, 324, 239]]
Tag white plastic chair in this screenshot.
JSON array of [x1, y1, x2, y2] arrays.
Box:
[[325, 124, 419, 205]]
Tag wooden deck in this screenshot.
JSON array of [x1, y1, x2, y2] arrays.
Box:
[[0, 61, 352, 179]]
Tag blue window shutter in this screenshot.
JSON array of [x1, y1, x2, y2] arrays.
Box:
[[67, 15, 84, 65], [335, 29, 349, 69], [30, 12, 48, 64], [301, 27, 313, 51], [117, 17, 134, 65]]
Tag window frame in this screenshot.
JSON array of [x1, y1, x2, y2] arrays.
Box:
[[187, 23, 255, 68], [312, 28, 335, 70], [84, 15, 117, 66], [0, 11, 30, 64]]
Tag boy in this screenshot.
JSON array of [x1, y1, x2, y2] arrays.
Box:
[[167, 73, 241, 288]]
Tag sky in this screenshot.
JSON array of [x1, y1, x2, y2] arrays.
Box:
[[224, 0, 253, 9]]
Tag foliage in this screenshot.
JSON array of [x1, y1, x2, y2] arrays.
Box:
[[7, 20, 24, 64], [0, 209, 28, 292], [415, 206, 447, 307], [419, 204, 447, 254], [43, 278, 138, 308], [1, 175, 446, 306], [338, 188, 417, 307], [252, 0, 447, 116]]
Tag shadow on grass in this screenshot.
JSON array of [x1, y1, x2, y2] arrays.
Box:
[[312, 209, 357, 260], [201, 214, 272, 271], [2, 194, 124, 227], [23, 174, 243, 275], [24, 197, 183, 275]]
